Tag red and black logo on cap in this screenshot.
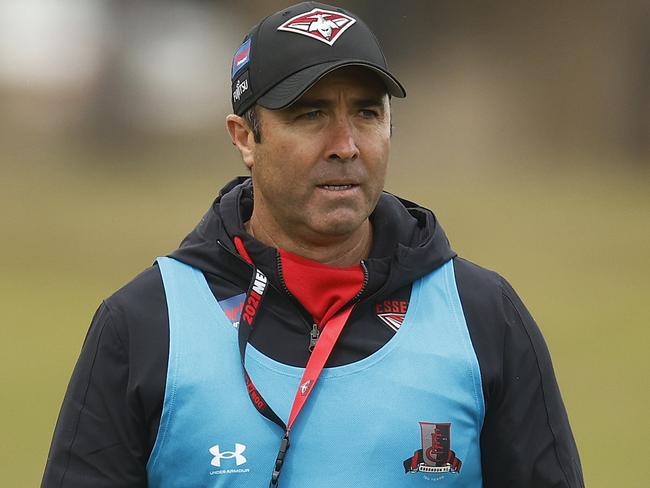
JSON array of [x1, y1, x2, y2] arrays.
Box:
[[277, 8, 356, 46], [230, 2, 406, 116]]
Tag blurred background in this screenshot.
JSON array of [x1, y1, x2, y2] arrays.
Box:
[[0, 0, 648, 486]]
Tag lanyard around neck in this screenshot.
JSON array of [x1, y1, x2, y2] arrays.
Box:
[[236, 256, 355, 487]]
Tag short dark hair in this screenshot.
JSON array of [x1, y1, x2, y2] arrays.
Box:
[[242, 105, 262, 143]]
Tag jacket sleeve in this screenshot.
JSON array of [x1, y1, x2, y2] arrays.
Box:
[[454, 258, 583, 487], [482, 279, 584, 487], [41, 303, 149, 487]]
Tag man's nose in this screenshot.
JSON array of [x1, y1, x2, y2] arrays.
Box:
[[326, 117, 359, 162]]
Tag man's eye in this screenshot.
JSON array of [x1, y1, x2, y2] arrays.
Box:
[[360, 109, 379, 118], [299, 110, 323, 120]]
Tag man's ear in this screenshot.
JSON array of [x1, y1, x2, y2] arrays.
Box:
[[226, 114, 255, 170]]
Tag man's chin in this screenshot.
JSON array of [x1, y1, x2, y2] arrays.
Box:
[[306, 213, 369, 240]]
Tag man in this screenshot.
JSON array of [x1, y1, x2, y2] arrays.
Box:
[[42, 2, 584, 487]]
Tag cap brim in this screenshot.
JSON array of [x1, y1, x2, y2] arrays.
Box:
[[257, 60, 406, 111]]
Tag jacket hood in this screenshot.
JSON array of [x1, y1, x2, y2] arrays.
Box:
[[170, 177, 456, 299]]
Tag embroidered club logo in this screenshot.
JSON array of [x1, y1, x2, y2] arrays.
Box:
[[375, 299, 408, 331], [277, 8, 356, 46], [403, 422, 462, 475], [377, 312, 405, 332]]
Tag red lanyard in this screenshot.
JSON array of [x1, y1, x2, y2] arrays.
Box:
[[235, 246, 354, 486], [287, 305, 354, 430]]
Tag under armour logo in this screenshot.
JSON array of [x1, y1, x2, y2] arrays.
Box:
[[209, 443, 247, 467]]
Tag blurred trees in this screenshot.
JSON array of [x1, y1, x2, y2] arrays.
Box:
[[0, 0, 647, 162]]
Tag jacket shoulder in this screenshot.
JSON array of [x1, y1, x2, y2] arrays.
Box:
[[42, 264, 170, 486], [103, 263, 169, 442], [452, 257, 584, 487], [453, 257, 505, 299], [104, 264, 168, 341], [452, 256, 507, 396]]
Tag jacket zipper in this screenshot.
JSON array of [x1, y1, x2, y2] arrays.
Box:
[[275, 251, 321, 350], [219, 240, 370, 354], [308, 324, 320, 352], [348, 259, 369, 307], [277, 253, 370, 352]]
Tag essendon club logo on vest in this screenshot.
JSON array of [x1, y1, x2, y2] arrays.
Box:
[[403, 422, 462, 475], [241, 270, 267, 327], [375, 299, 408, 331]]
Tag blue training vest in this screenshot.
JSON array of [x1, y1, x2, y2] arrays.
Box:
[[147, 257, 484, 487]]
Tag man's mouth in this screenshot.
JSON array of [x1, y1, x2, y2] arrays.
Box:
[[318, 184, 357, 191]]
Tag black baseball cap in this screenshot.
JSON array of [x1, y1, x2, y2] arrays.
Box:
[[230, 1, 406, 115]]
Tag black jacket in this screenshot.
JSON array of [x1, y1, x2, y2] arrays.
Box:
[[42, 177, 583, 487]]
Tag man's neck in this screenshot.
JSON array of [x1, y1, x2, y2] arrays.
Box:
[[245, 216, 372, 267]]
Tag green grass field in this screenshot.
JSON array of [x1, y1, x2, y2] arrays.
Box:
[[1, 138, 648, 486]]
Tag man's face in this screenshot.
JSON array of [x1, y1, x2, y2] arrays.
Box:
[[247, 67, 391, 244]]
